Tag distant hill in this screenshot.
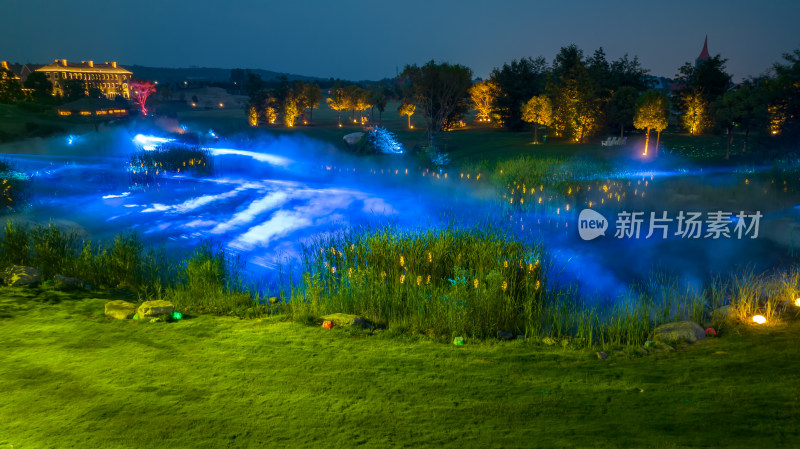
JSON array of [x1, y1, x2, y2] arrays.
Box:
[[122, 65, 325, 84]]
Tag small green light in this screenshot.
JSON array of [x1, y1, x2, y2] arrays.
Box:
[[172, 311, 183, 320], [133, 313, 139, 320]]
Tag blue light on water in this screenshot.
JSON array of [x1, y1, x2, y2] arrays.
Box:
[[133, 134, 176, 151]]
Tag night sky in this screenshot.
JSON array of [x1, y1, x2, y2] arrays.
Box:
[[3, 0, 799, 81]]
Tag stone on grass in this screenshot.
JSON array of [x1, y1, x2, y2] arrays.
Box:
[[105, 300, 138, 320], [2, 265, 41, 287], [652, 321, 706, 344], [343, 132, 365, 146], [137, 300, 174, 319], [711, 305, 734, 321], [498, 331, 514, 340], [596, 352, 608, 360], [53, 275, 83, 290], [320, 313, 369, 328], [542, 337, 556, 346]]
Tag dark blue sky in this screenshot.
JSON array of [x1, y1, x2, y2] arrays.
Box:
[[3, 0, 798, 81]]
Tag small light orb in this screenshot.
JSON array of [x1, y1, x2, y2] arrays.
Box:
[[753, 315, 766, 324]]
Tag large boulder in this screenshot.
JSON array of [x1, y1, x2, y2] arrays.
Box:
[[105, 300, 138, 320], [137, 300, 174, 319], [2, 265, 42, 287], [343, 132, 365, 146], [320, 313, 368, 328], [652, 321, 706, 344], [53, 274, 83, 290]]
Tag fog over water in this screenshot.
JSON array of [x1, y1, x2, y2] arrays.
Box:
[[1, 127, 798, 301]]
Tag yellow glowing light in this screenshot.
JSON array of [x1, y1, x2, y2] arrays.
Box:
[[426, 275, 430, 284], [473, 279, 479, 289], [400, 274, 405, 284], [502, 281, 508, 291], [219, 103, 224, 107], [416, 275, 422, 286], [794, 298, 800, 307], [399, 256, 404, 267], [752, 315, 766, 324], [428, 252, 432, 263]]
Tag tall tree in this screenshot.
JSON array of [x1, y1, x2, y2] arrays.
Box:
[[714, 90, 745, 160], [130, 79, 156, 115], [607, 86, 638, 139], [769, 49, 800, 143], [548, 45, 601, 142], [634, 91, 669, 156], [680, 91, 707, 134], [23, 72, 53, 104], [61, 79, 86, 102], [303, 83, 322, 125], [370, 87, 388, 124], [489, 57, 547, 130], [521, 95, 552, 143], [401, 61, 472, 147], [469, 80, 499, 123], [398, 100, 416, 129], [0, 69, 23, 104], [326, 85, 347, 127]]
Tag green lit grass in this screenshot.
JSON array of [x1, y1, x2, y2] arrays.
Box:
[[1, 288, 799, 448]]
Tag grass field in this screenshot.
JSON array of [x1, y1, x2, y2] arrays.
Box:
[[2, 287, 799, 449]]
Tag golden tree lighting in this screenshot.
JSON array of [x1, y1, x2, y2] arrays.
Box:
[[752, 315, 767, 324], [521, 95, 553, 144], [248, 106, 258, 127], [469, 80, 499, 123], [326, 86, 347, 127], [398, 101, 416, 129], [634, 91, 669, 157], [681, 91, 707, 135]]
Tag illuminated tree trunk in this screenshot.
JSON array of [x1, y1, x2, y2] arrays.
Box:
[[643, 127, 650, 156], [655, 130, 661, 157], [337, 110, 341, 127], [620, 124, 624, 140], [308, 107, 314, 125], [533, 122, 539, 144], [407, 114, 411, 129], [743, 128, 749, 153]]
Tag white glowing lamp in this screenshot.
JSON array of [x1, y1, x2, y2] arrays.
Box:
[[752, 315, 767, 324], [795, 298, 800, 307]]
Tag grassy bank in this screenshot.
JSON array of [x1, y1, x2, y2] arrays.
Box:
[[1, 288, 799, 448]]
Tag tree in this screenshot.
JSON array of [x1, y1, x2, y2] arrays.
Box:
[[714, 90, 745, 160], [607, 86, 638, 139], [548, 45, 601, 142], [769, 49, 800, 143], [130, 79, 156, 115], [469, 79, 499, 123], [634, 91, 669, 156], [521, 95, 552, 143], [303, 82, 322, 124], [680, 91, 707, 134], [401, 60, 472, 147], [609, 54, 651, 92], [23, 72, 53, 104], [398, 100, 415, 129], [343, 84, 364, 123], [61, 79, 86, 102], [370, 87, 388, 124], [489, 57, 547, 130], [0, 69, 23, 104], [326, 85, 347, 127]]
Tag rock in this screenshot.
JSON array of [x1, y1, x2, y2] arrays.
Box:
[[634, 347, 649, 356], [596, 352, 608, 360], [105, 300, 138, 320], [711, 305, 734, 321], [53, 275, 83, 290], [498, 331, 514, 340], [653, 341, 674, 352], [320, 313, 369, 328], [137, 300, 174, 319], [343, 132, 365, 146], [652, 321, 706, 344], [542, 337, 557, 346], [2, 265, 42, 287]]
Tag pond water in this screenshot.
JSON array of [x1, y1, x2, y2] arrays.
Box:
[[1, 128, 798, 300]]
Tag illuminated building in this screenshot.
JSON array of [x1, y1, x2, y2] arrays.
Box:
[[35, 59, 132, 99]]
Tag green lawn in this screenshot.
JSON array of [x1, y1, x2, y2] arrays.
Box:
[[2, 287, 799, 448]]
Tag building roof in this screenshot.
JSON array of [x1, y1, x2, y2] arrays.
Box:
[[37, 59, 132, 75], [697, 35, 710, 61], [57, 97, 130, 111], [0, 61, 24, 78]]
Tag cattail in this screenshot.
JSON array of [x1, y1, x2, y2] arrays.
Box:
[[400, 256, 405, 267], [400, 274, 405, 284], [416, 275, 422, 286], [473, 279, 479, 289], [428, 252, 432, 263], [502, 281, 508, 291]]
